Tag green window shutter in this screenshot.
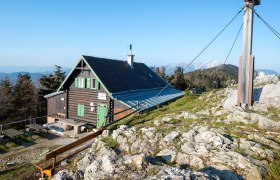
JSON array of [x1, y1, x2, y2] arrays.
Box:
[[95, 80, 100, 90], [77, 104, 80, 116], [77, 104, 85, 116], [74, 78, 78, 88], [86, 78, 91, 89], [81, 78, 85, 88], [80, 105, 85, 116]]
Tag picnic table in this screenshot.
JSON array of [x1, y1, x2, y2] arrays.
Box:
[[1, 128, 23, 138], [26, 124, 49, 134]]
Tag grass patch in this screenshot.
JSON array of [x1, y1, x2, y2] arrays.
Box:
[[101, 136, 119, 148], [234, 147, 246, 156], [107, 90, 204, 130], [267, 160, 280, 180], [147, 167, 159, 175], [0, 163, 36, 180], [267, 106, 280, 121], [6, 141, 19, 148], [0, 144, 8, 152], [267, 151, 280, 180], [18, 135, 34, 143]]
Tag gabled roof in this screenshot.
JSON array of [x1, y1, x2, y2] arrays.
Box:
[[58, 55, 168, 94], [83, 56, 168, 93], [51, 55, 184, 109]]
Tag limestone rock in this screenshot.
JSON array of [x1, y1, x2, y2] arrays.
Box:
[[189, 156, 204, 168], [132, 154, 145, 169], [77, 153, 94, 171], [175, 152, 190, 165], [258, 116, 280, 131], [163, 131, 180, 143], [254, 73, 278, 84], [157, 148, 177, 162], [101, 156, 115, 174]]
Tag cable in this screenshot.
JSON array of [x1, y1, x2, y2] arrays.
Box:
[[155, 7, 244, 97], [253, 10, 280, 40], [224, 22, 244, 64], [211, 22, 244, 88]]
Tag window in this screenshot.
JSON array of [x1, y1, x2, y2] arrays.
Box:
[[74, 77, 85, 88], [87, 78, 100, 90], [77, 104, 85, 116], [91, 78, 96, 89]]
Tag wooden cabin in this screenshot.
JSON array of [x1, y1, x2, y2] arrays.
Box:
[[45, 51, 184, 131]]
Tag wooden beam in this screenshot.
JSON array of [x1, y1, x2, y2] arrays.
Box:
[[45, 129, 103, 160], [75, 67, 90, 70]]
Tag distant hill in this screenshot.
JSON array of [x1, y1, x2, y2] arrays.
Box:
[[0, 66, 71, 73], [256, 69, 279, 75], [184, 64, 238, 91], [0, 72, 46, 84], [0, 66, 71, 84]]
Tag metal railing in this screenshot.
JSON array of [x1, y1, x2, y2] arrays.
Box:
[[0, 114, 57, 131]]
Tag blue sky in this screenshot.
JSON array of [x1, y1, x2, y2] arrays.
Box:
[[0, 0, 279, 72]]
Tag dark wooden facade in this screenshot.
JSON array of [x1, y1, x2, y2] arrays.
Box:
[[66, 62, 112, 125], [46, 60, 122, 127], [47, 92, 66, 117]]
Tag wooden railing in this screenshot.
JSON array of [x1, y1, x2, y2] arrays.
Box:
[[45, 129, 104, 161]]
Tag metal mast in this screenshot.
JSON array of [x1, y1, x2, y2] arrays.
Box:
[[237, 0, 260, 107]]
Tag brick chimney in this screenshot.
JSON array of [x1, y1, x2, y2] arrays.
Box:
[[127, 44, 134, 68]]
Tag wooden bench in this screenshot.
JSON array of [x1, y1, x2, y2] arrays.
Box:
[[35, 158, 55, 179], [35, 129, 104, 178]]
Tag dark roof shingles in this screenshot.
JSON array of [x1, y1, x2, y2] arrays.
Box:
[[83, 56, 168, 93]]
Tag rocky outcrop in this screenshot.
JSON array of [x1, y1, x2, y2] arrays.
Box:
[[53, 123, 276, 180], [254, 73, 279, 84]]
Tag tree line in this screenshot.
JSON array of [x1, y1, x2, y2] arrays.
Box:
[[0, 66, 66, 124], [154, 64, 238, 92]]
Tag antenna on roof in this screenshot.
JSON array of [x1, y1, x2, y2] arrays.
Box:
[[129, 44, 132, 55]]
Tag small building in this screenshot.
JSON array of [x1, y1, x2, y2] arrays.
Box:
[[45, 49, 184, 131]]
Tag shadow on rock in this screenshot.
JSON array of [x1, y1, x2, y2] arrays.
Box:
[[200, 166, 244, 180], [253, 87, 263, 102]]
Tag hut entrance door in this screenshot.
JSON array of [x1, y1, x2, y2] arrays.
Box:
[[97, 104, 107, 128]]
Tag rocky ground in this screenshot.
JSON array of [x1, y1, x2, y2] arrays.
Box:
[[0, 132, 76, 180], [53, 75, 280, 180]]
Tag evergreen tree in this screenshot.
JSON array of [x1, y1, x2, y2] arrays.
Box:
[[39, 65, 66, 94], [13, 73, 38, 120], [0, 78, 13, 123], [37, 65, 66, 116], [171, 66, 187, 90]]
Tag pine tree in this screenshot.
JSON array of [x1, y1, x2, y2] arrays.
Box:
[[13, 73, 38, 120], [172, 66, 187, 90], [37, 65, 66, 116], [0, 78, 14, 123]]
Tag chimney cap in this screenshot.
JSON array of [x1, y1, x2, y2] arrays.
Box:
[[244, 0, 260, 5]]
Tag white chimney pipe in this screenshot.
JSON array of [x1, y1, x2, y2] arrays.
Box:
[[127, 44, 134, 68]]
